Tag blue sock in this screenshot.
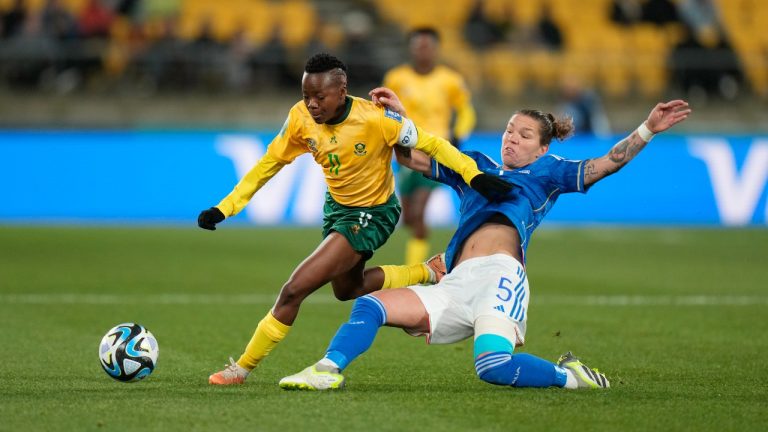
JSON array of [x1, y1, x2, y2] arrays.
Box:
[[475, 352, 569, 388], [324, 295, 387, 371]]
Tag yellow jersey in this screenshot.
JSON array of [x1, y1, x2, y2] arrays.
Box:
[[383, 64, 475, 140], [216, 96, 484, 217]]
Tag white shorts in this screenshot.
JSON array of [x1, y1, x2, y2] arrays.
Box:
[[407, 254, 529, 346]]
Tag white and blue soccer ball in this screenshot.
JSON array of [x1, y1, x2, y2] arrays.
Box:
[[99, 323, 159, 382]]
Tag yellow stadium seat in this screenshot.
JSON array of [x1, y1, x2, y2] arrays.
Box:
[[242, 1, 275, 46], [527, 50, 560, 91], [277, 0, 316, 49], [595, 27, 631, 98], [510, 0, 541, 26], [635, 56, 668, 98], [559, 51, 597, 88], [482, 48, 526, 97]]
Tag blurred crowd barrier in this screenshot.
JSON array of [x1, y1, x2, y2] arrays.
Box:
[[0, 0, 765, 102], [2, 129, 767, 226]]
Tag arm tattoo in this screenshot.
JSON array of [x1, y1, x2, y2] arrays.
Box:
[[608, 133, 646, 166], [584, 160, 599, 182], [608, 138, 630, 163]]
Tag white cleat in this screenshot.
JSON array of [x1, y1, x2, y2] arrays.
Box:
[[279, 365, 345, 391], [557, 351, 610, 389]]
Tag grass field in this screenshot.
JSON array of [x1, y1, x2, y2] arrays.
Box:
[[1, 226, 767, 431]]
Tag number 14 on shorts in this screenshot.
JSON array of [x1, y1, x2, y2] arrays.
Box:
[[494, 269, 527, 320]]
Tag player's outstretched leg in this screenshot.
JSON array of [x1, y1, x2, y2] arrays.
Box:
[[280, 294, 387, 391], [208, 357, 250, 385], [557, 351, 610, 389]]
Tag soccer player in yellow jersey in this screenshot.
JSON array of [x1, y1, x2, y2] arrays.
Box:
[[383, 27, 477, 265], [198, 53, 512, 385]]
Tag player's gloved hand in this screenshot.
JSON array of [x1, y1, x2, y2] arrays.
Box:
[[469, 174, 514, 201], [198, 207, 225, 231]]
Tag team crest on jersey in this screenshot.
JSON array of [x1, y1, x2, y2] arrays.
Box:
[[353, 142, 367, 156], [384, 108, 402, 123], [351, 225, 360, 234], [306, 138, 318, 153]]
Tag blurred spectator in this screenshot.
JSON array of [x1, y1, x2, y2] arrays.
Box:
[[115, 0, 141, 21], [677, 0, 721, 35], [40, 0, 79, 91], [78, 0, 115, 39], [339, 10, 380, 88], [557, 75, 611, 137], [535, 6, 563, 51], [224, 26, 255, 91], [3, 12, 56, 88], [41, 0, 78, 40], [190, 18, 228, 88], [138, 17, 191, 90], [464, 1, 506, 49], [641, 0, 680, 26], [610, 0, 642, 26], [1, 0, 27, 39], [250, 28, 292, 88], [670, 0, 743, 100]]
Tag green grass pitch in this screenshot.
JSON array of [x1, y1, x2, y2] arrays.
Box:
[[1, 226, 767, 431]]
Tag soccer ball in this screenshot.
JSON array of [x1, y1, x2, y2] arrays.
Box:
[[98, 323, 159, 382]]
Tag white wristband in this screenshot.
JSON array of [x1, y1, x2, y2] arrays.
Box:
[[637, 122, 655, 142]]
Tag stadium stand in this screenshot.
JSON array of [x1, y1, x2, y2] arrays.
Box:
[[0, 0, 764, 101]]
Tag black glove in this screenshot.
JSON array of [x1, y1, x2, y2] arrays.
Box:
[[469, 174, 514, 201], [198, 207, 225, 231]]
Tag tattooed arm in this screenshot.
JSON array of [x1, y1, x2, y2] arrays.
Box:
[[583, 100, 691, 187]]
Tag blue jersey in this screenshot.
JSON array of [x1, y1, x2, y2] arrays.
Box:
[[429, 151, 589, 271]]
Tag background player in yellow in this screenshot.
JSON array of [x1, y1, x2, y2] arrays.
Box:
[[383, 27, 477, 265], [197, 53, 511, 385]]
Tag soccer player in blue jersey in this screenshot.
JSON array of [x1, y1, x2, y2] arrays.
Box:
[[278, 88, 691, 391]]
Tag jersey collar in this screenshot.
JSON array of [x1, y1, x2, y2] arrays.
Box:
[[326, 96, 353, 125]]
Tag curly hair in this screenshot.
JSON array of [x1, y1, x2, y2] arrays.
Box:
[[304, 53, 348, 74]]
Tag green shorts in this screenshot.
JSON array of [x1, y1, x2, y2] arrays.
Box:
[[322, 192, 401, 260], [397, 167, 441, 197]]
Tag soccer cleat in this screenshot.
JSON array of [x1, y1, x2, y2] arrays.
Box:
[[208, 357, 249, 385], [557, 351, 610, 389], [425, 253, 447, 284], [279, 365, 345, 391]]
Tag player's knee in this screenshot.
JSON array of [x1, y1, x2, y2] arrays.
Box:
[[475, 352, 516, 386], [332, 289, 356, 301], [330, 279, 364, 301], [276, 280, 310, 307], [350, 294, 387, 326]]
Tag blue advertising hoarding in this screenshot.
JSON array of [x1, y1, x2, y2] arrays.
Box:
[[1, 130, 767, 226]]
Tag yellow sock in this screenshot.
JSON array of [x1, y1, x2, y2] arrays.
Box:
[[405, 238, 429, 266], [380, 263, 430, 289], [236, 311, 291, 371]]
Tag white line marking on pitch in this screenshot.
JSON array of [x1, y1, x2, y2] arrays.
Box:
[[0, 294, 766, 306]]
